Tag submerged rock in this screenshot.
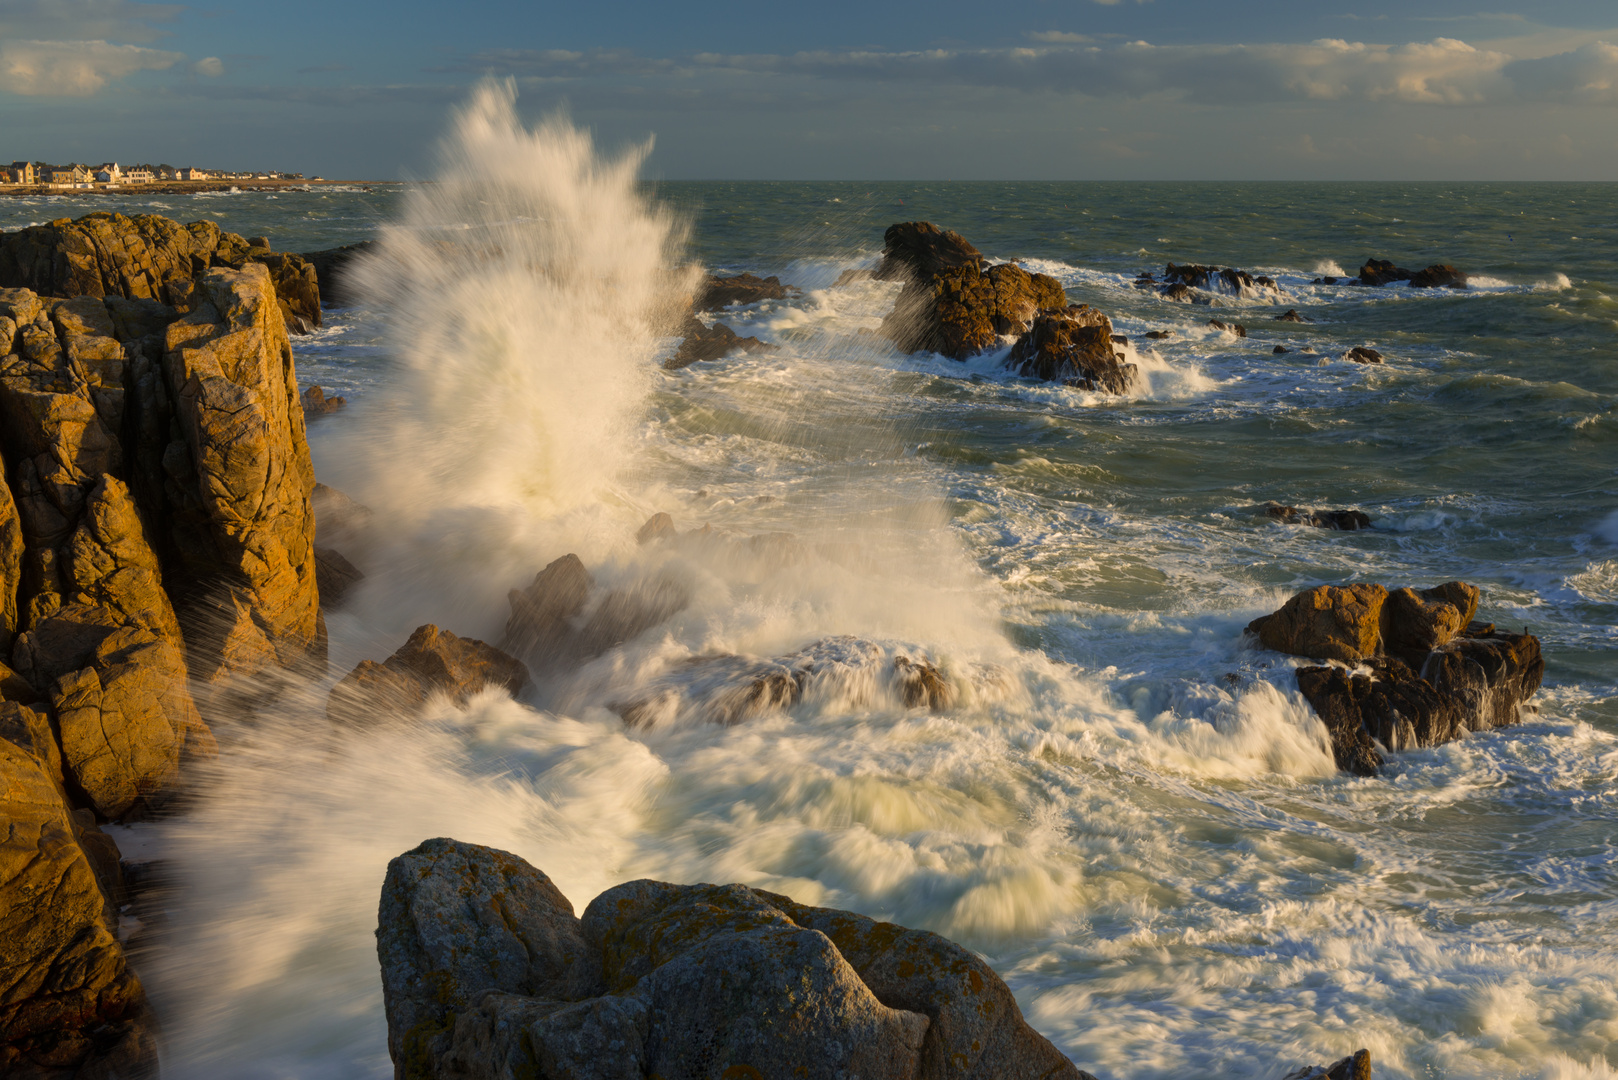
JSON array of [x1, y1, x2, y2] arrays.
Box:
[[1163, 262, 1279, 295], [1247, 581, 1542, 774], [327, 624, 529, 724], [377, 837, 1093, 1080], [1274, 308, 1308, 322], [876, 222, 1067, 360], [1261, 501, 1372, 530], [1207, 319, 1247, 338], [664, 314, 775, 370], [1008, 306, 1135, 392], [1343, 346, 1384, 364]]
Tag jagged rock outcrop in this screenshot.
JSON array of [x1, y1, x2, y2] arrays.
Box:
[[160, 262, 325, 684], [1261, 502, 1372, 530], [1358, 259, 1468, 289], [1162, 263, 1279, 297], [1007, 306, 1135, 392], [1343, 347, 1385, 364], [1286, 1050, 1373, 1080], [501, 552, 688, 669], [301, 385, 346, 415], [377, 838, 1093, 1080], [1248, 582, 1543, 774], [696, 271, 790, 310], [664, 314, 776, 370], [327, 624, 529, 724], [300, 241, 376, 306], [0, 211, 322, 334], [876, 223, 1067, 360], [0, 739, 158, 1078]]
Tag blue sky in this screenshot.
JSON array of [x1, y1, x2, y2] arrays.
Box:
[[2, 0, 1615, 179]]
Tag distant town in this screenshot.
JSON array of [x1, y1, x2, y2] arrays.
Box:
[[3, 161, 322, 187]]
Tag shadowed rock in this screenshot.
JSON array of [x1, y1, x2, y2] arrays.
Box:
[[1285, 1050, 1374, 1080], [300, 241, 376, 306], [696, 271, 790, 310], [503, 554, 593, 661], [1008, 306, 1135, 392], [301, 385, 346, 415], [1344, 346, 1384, 364], [1261, 502, 1372, 531], [377, 837, 1092, 1080], [327, 624, 529, 724], [664, 314, 775, 370]]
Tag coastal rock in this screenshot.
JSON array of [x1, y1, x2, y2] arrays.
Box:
[[0, 210, 323, 334], [696, 271, 790, 310], [1275, 309, 1308, 322], [1164, 262, 1279, 294], [160, 262, 325, 684], [301, 384, 347, 415], [314, 546, 364, 608], [1249, 582, 1542, 774], [327, 624, 529, 724], [877, 223, 1067, 360], [0, 739, 158, 1077], [300, 241, 376, 306], [1408, 264, 1468, 289], [1274, 345, 1290, 354], [1344, 347, 1384, 364], [1008, 307, 1135, 392], [634, 512, 676, 545], [664, 314, 775, 370], [1207, 319, 1247, 338], [1261, 502, 1372, 530], [1357, 259, 1412, 287], [0, 450, 21, 654], [502, 554, 593, 661], [1285, 1050, 1373, 1080], [377, 838, 1089, 1080]]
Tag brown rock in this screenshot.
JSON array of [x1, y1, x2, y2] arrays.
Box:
[[1261, 502, 1372, 531], [1163, 263, 1278, 295], [875, 222, 983, 283], [1408, 264, 1468, 289], [1344, 346, 1385, 364], [1379, 586, 1467, 668], [1008, 307, 1135, 393], [328, 624, 529, 724], [664, 314, 775, 370], [1246, 583, 1388, 664], [0, 449, 21, 654], [1358, 259, 1412, 286], [300, 241, 375, 306], [301, 384, 347, 415], [634, 513, 675, 545], [1275, 309, 1308, 322], [1207, 319, 1247, 338], [894, 655, 954, 712], [255, 252, 323, 332], [314, 546, 364, 608], [161, 263, 325, 683], [503, 554, 593, 661], [695, 271, 790, 310], [1285, 1049, 1373, 1080], [0, 740, 158, 1077]]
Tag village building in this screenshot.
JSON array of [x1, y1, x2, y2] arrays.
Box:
[[94, 163, 122, 183], [4, 161, 37, 184], [177, 166, 208, 181], [124, 166, 154, 183]]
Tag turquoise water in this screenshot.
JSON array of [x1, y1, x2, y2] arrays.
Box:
[[9, 179, 1616, 1079]]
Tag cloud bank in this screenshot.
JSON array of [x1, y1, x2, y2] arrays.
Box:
[[0, 38, 182, 95]]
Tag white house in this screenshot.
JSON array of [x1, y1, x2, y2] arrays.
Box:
[[94, 163, 121, 182], [124, 167, 154, 183], [178, 167, 208, 181]]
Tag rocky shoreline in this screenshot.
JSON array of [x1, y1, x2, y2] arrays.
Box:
[[0, 210, 1520, 1078]]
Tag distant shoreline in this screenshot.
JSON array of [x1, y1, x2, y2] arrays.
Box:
[[1, 179, 401, 198]]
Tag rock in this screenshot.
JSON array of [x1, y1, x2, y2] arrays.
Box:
[[893, 654, 954, 711], [314, 546, 364, 608], [1251, 582, 1542, 774], [664, 314, 775, 370], [311, 482, 371, 552], [378, 838, 1088, 1080], [1207, 319, 1247, 337], [1358, 259, 1413, 286], [1275, 309, 1307, 322], [1159, 282, 1197, 303], [0, 739, 158, 1077], [328, 624, 529, 724], [1162, 263, 1279, 297], [301, 384, 347, 415], [634, 512, 675, 545], [1261, 502, 1372, 530], [1274, 345, 1289, 354], [161, 262, 325, 684], [832, 267, 874, 286], [502, 554, 593, 661], [1008, 306, 1135, 392], [0, 210, 322, 335], [874, 222, 983, 283], [696, 272, 790, 310], [1247, 583, 1388, 664], [1285, 1049, 1373, 1080], [573, 577, 690, 659], [1408, 264, 1468, 289], [1344, 347, 1384, 364], [0, 450, 21, 655], [300, 241, 376, 306], [1143, 329, 1173, 340], [877, 223, 1066, 360]]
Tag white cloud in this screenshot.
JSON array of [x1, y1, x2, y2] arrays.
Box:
[[193, 55, 222, 76], [1027, 31, 1092, 44], [0, 0, 183, 44], [0, 37, 181, 94]]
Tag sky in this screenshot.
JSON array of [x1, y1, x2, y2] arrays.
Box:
[[1, 0, 1616, 180]]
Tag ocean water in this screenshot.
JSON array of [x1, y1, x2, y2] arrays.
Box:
[[6, 98, 1617, 1080]]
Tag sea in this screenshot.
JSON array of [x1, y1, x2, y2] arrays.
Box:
[[3, 89, 1615, 1080]]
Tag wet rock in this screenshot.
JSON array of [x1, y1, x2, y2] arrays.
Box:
[[1008, 306, 1135, 392], [161, 262, 325, 684], [314, 546, 364, 608], [1275, 309, 1308, 322], [1251, 582, 1542, 774], [1143, 329, 1174, 340], [664, 314, 775, 370], [1261, 502, 1372, 530], [696, 271, 790, 310], [1207, 319, 1247, 338], [1408, 264, 1468, 289], [378, 838, 1089, 1080], [1274, 345, 1289, 354], [300, 241, 376, 306], [573, 576, 690, 659], [1163, 263, 1279, 296], [327, 624, 529, 724], [255, 252, 323, 332], [0, 740, 158, 1077], [311, 482, 371, 553], [1285, 1049, 1373, 1080], [1247, 583, 1388, 664], [502, 554, 593, 661], [1358, 259, 1413, 286], [301, 384, 347, 415], [634, 512, 676, 545], [1344, 346, 1384, 364], [894, 654, 954, 711], [832, 267, 874, 286], [1160, 282, 1197, 303], [877, 223, 1066, 360]]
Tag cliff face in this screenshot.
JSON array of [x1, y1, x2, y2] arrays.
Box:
[[0, 212, 323, 335], [0, 217, 326, 1076]]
